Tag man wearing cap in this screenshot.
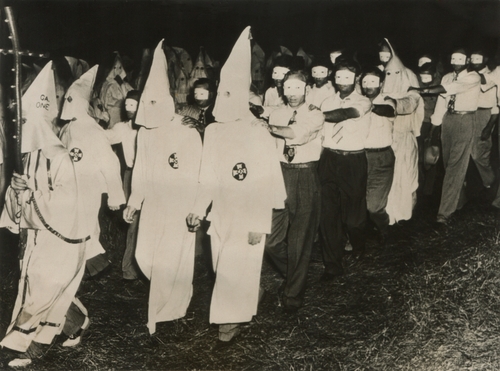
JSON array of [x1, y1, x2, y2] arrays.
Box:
[[307, 59, 335, 109], [360, 68, 396, 246], [265, 71, 324, 313], [412, 48, 481, 223], [0, 63, 89, 367], [319, 60, 372, 280], [179, 78, 216, 137], [262, 58, 291, 118], [469, 51, 497, 191], [105, 89, 141, 281], [187, 27, 286, 347]]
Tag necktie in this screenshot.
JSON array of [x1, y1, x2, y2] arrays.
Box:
[[283, 110, 297, 163], [198, 109, 206, 128], [447, 72, 458, 112]]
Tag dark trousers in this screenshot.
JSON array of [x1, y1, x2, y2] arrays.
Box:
[[366, 147, 395, 234], [319, 150, 367, 275], [265, 163, 320, 308]]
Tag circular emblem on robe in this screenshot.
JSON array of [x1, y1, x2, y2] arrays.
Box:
[[168, 153, 179, 169], [232, 163, 247, 181], [69, 147, 83, 162]]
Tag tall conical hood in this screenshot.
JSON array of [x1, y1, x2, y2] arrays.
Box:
[[21, 61, 64, 158], [65, 56, 90, 80], [212, 26, 252, 123], [173, 47, 193, 75], [297, 47, 313, 68], [252, 43, 266, 81], [382, 38, 419, 94], [106, 52, 127, 81], [189, 47, 209, 88], [135, 39, 176, 129], [60, 65, 98, 122]]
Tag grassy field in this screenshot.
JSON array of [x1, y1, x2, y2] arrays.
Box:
[[1, 176, 500, 370]]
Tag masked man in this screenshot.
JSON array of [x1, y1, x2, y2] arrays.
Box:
[[265, 71, 324, 313], [319, 60, 372, 280], [412, 48, 481, 223], [361, 68, 396, 245], [187, 27, 286, 347]]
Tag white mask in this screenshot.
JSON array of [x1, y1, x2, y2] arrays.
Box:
[[272, 66, 290, 80], [284, 79, 306, 95], [419, 74, 433, 83], [361, 75, 380, 88], [125, 98, 138, 113], [335, 69, 356, 85], [194, 88, 210, 100], [451, 53, 466, 65], [312, 66, 329, 78], [418, 57, 432, 67], [330, 52, 342, 64], [471, 54, 484, 64], [379, 51, 391, 63]]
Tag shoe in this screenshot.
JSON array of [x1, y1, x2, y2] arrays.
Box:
[[436, 215, 449, 224], [282, 304, 299, 315], [320, 270, 343, 282], [62, 316, 90, 347], [211, 338, 235, 352], [8, 358, 32, 368]]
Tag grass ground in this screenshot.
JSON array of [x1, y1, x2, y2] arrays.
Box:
[[1, 168, 500, 370]]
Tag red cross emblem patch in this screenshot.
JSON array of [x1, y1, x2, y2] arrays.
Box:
[[69, 147, 83, 162], [232, 163, 247, 181], [169, 153, 179, 169]]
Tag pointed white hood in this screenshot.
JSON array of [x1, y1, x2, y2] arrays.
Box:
[[21, 61, 65, 159], [212, 26, 253, 123], [60, 65, 98, 122], [135, 39, 176, 129]]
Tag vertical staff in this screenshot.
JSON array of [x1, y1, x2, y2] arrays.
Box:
[[4, 6, 23, 175]]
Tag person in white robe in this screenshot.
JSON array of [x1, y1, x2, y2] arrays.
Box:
[[59, 65, 125, 271], [381, 39, 424, 224], [122, 40, 203, 335], [187, 26, 286, 346], [0, 62, 89, 367]]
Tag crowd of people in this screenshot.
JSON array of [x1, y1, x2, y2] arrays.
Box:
[[0, 24, 499, 367]]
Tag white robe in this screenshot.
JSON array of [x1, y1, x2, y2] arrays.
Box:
[[59, 117, 125, 260], [193, 118, 286, 324], [0, 149, 88, 352], [128, 117, 202, 334], [386, 91, 423, 224]]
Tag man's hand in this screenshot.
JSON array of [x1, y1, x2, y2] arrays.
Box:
[[248, 232, 263, 245], [249, 103, 264, 118], [11, 173, 30, 193], [123, 205, 137, 224], [186, 213, 201, 232]]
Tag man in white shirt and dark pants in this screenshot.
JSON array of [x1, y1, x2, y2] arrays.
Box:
[[265, 71, 324, 313], [412, 49, 481, 223], [319, 60, 372, 280]]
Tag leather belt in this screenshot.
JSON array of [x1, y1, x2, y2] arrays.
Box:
[[447, 110, 475, 115], [365, 146, 392, 153], [325, 148, 365, 156], [281, 161, 318, 169], [477, 107, 492, 110]]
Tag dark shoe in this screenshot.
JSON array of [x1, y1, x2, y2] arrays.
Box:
[[62, 316, 90, 347], [320, 270, 343, 282], [282, 304, 299, 315], [211, 338, 235, 352]]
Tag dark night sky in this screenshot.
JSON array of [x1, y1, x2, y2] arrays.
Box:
[[2, 0, 500, 71]]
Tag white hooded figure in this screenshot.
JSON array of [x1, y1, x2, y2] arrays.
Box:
[[189, 47, 209, 88], [124, 39, 203, 335], [59, 65, 125, 268], [99, 53, 134, 128], [189, 26, 286, 343], [381, 39, 424, 224], [0, 62, 89, 361]]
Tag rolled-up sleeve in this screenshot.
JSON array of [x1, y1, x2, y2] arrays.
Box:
[[286, 109, 324, 146], [442, 73, 480, 96]]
